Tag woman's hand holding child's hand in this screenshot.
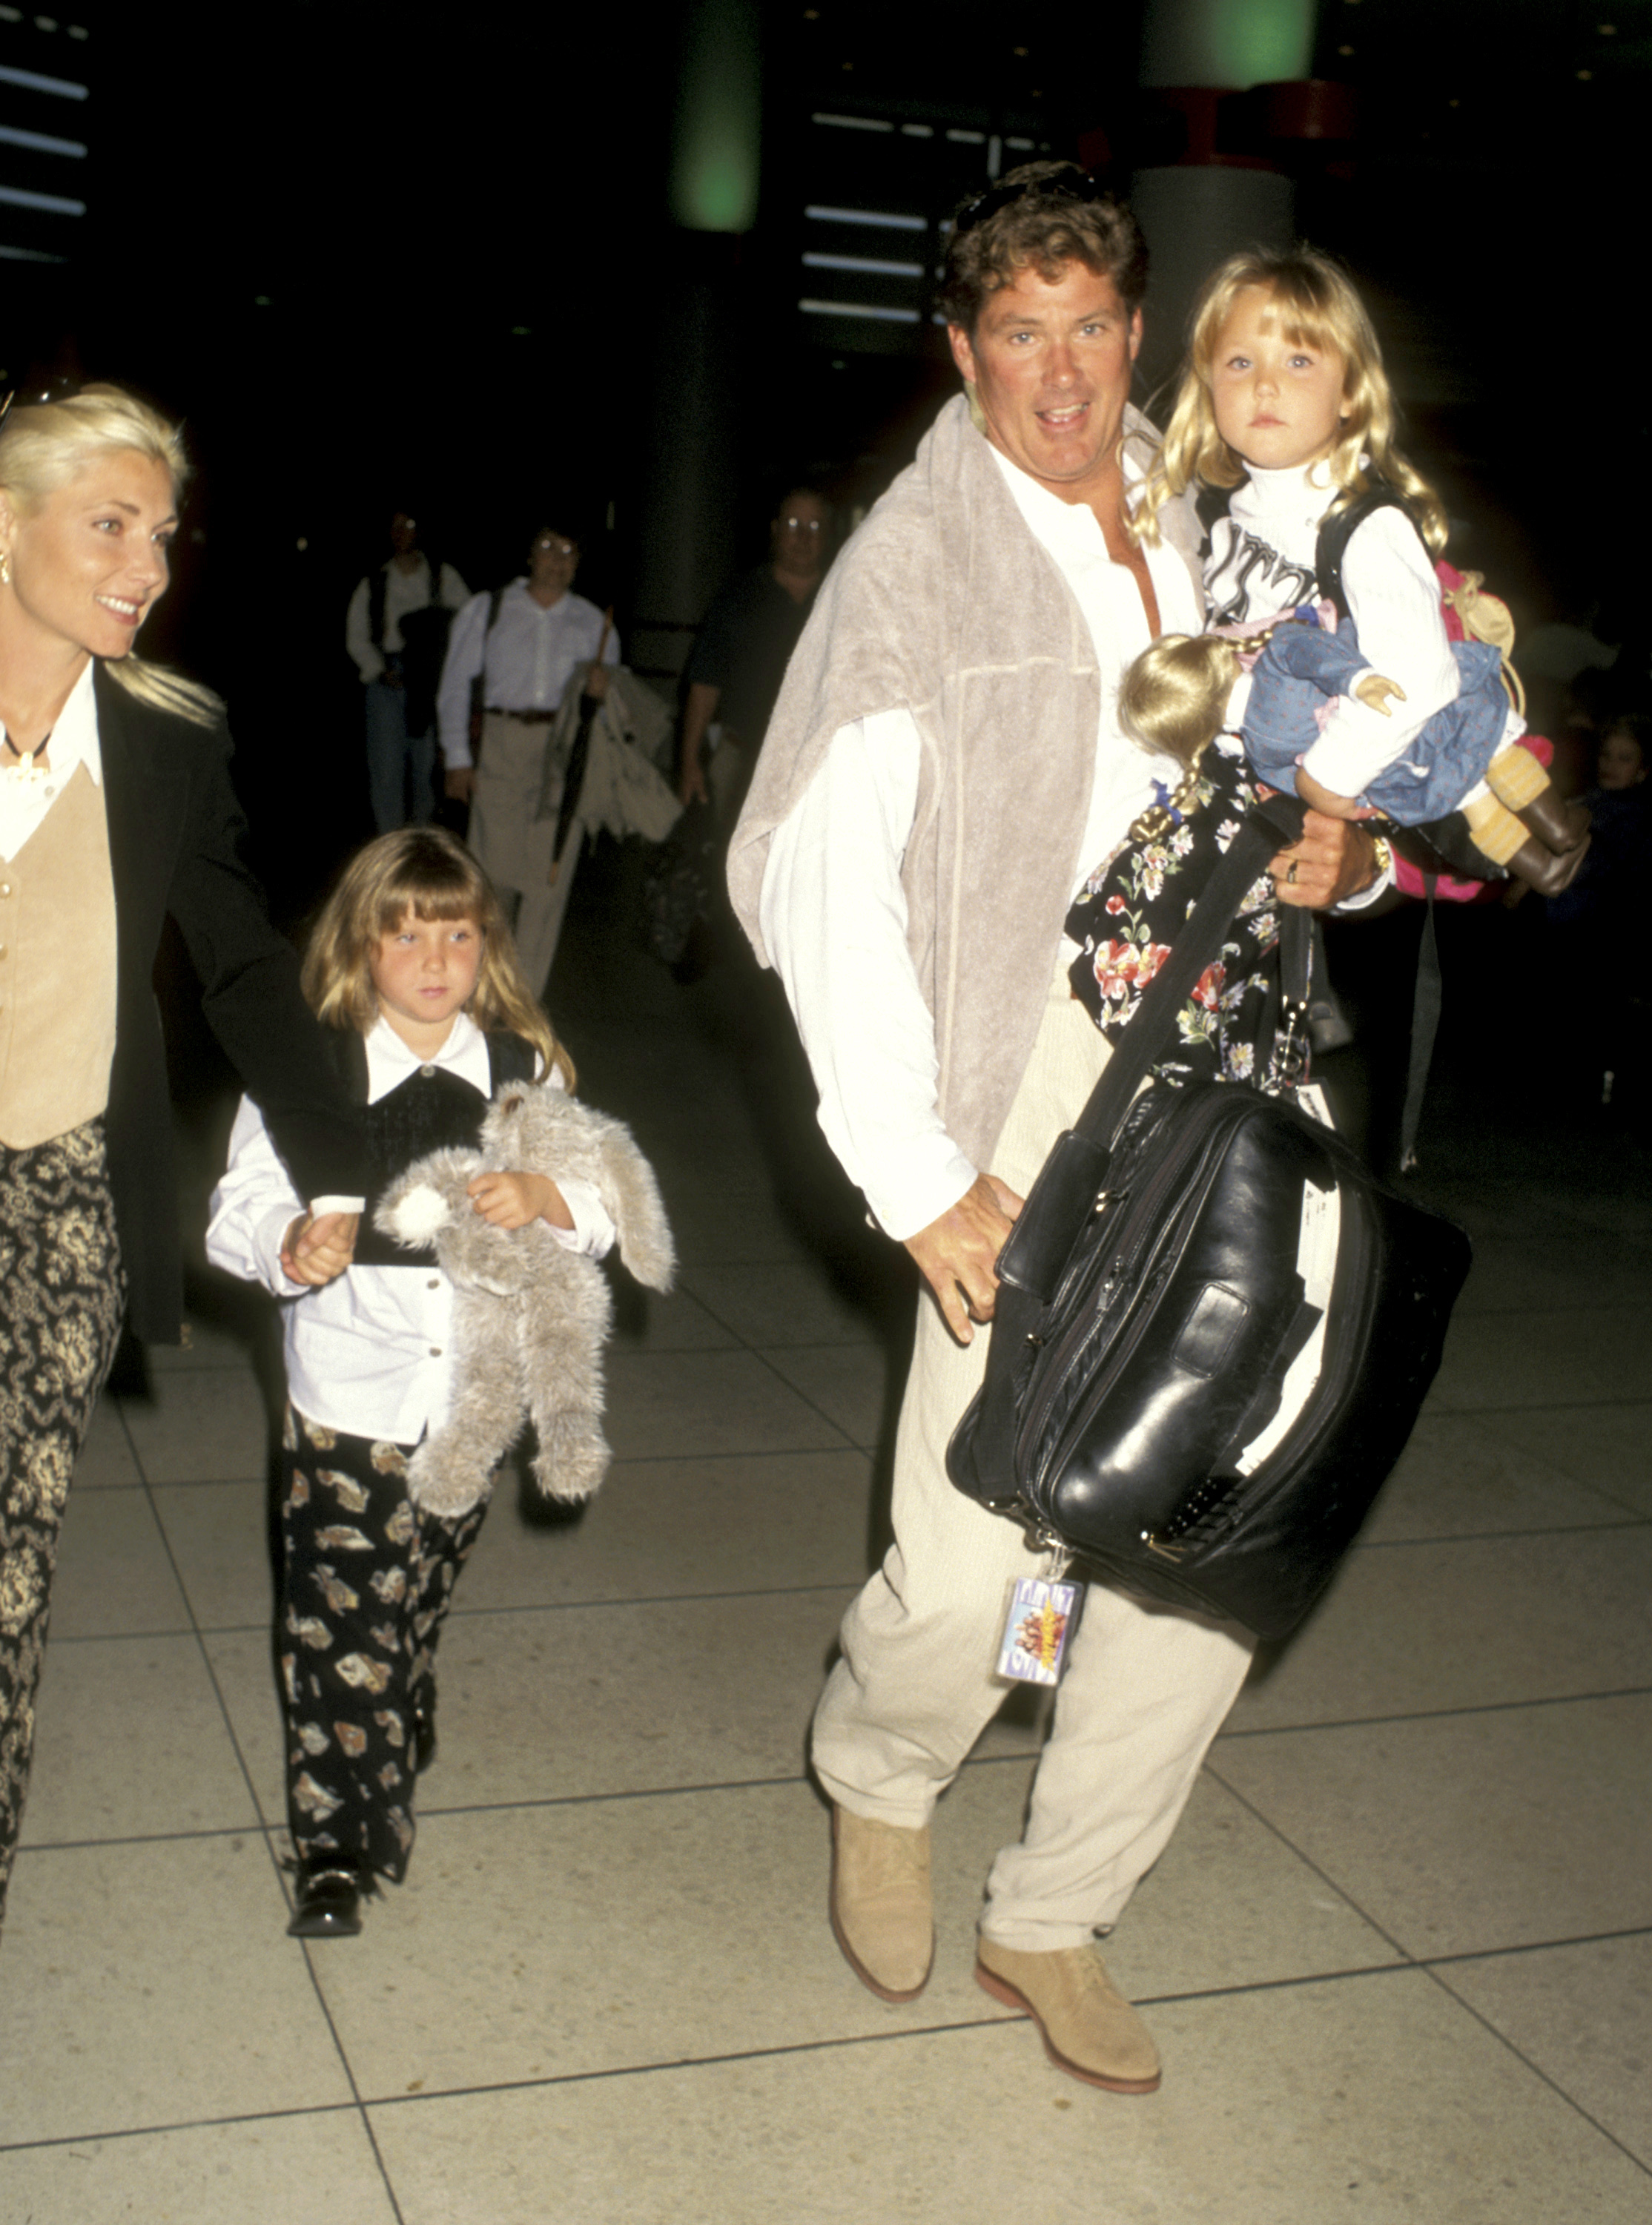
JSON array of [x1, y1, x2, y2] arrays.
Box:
[[466, 1170, 573, 1230]]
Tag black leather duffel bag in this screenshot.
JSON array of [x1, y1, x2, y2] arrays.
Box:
[[946, 797, 1471, 1641]]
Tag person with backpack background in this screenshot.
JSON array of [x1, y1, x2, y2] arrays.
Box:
[[346, 510, 469, 833]]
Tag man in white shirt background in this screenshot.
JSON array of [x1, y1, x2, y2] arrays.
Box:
[[437, 522, 620, 998], [345, 510, 470, 834], [730, 164, 1380, 2095]]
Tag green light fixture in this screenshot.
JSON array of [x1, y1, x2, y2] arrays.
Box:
[[670, 0, 761, 232]]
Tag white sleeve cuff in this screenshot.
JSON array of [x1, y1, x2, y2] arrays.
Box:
[[308, 1195, 366, 1217], [546, 1177, 616, 1260]]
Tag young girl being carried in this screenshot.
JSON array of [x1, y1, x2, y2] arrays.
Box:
[[1126, 245, 1589, 897], [207, 828, 616, 1939]]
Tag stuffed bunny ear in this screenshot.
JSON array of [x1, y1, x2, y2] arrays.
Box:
[[595, 1133, 675, 1292]]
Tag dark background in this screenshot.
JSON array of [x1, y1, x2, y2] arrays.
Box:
[[5, 0, 1648, 903]]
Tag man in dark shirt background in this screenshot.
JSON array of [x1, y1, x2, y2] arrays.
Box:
[[678, 487, 831, 817]]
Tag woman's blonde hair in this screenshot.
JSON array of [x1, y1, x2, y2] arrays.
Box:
[[1134, 246, 1447, 557], [300, 827, 573, 1087], [0, 381, 219, 725], [1120, 633, 1245, 771]]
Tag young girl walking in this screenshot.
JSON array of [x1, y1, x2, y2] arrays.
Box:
[[1129, 245, 1589, 894], [207, 827, 615, 1939]]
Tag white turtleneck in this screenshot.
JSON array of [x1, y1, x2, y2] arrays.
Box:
[[1204, 460, 1479, 803]]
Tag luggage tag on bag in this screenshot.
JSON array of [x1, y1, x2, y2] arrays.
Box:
[[997, 1576, 1081, 1685]]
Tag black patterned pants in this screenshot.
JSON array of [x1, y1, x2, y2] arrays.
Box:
[[0, 1122, 125, 1928], [280, 1402, 486, 1883]]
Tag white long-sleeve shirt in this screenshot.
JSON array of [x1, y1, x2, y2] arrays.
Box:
[[205, 1013, 614, 1444], [345, 558, 471, 685], [437, 584, 621, 766], [759, 445, 1201, 1241], [1205, 461, 1473, 800]]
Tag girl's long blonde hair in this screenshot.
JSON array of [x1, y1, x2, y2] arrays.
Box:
[[0, 382, 221, 725], [300, 828, 573, 1087], [1134, 246, 1447, 556]]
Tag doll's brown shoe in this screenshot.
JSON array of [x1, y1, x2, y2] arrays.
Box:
[[1507, 831, 1591, 897], [1516, 788, 1591, 855]]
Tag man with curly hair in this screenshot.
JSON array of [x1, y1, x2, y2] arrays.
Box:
[[731, 165, 1381, 2091]]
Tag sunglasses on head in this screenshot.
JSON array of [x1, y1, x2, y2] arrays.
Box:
[[0, 376, 83, 429], [951, 171, 1107, 239]]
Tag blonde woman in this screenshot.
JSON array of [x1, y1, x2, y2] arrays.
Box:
[[0, 384, 367, 1933]]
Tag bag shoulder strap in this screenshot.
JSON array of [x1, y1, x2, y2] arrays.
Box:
[[1314, 482, 1414, 622], [1071, 794, 1309, 1148]]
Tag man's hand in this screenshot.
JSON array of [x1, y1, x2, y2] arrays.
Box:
[[583, 662, 611, 703], [678, 756, 709, 808], [445, 765, 475, 803], [280, 1210, 360, 1287], [467, 1170, 572, 1230], [903, 1173, 1023, 1345], [1269, 805, 1381, 909]]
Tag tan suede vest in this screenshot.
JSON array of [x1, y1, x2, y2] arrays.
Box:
[[0, 759, 118, 1147]]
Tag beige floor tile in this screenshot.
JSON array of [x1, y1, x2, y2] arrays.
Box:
[[1438, 1934, 1652, 2166], [366, 1971, 1652, 2225], [22, 1634, 260, 1846], [0, 1836, 354, 2143], [49, 1486, 192, 1640], [152, 1478, 277, 1631], [117, 1366, 275, 1484], [455, 1448, 878, 1611], [0, 2110, 399, 2223], [380, 1587, 857, 1807], [1474, 1401, 1652, 1518], [208, 1586, 856, 1822], [72, 1397, 142, 1489], [1229, 1526, 1652, 1732], [202, 1628, 287, 1826], [680, 1259, 889, 1348], [305, 1777, 1011, 2101], [1427, 1305, 1652, 1413], [301, 1757, 1391, 2112], [603, 1348, 850, 1459], [1358, 1410, 1633, 1543], [763, 1342, 893, 1448], [1212, 1695, 1652, 1958]]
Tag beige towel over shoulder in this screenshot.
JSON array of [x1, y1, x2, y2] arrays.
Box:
[[727, 393, 1200, 1179]]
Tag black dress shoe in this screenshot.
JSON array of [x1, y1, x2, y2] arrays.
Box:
[[412, 1693, 437, 1776], [288, 1865, 364, 1938]]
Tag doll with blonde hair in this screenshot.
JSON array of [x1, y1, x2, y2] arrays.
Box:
[[208, 827, 615, 1939], [1133, 247, 1588, 894]]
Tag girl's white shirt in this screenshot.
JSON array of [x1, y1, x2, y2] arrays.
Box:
[[1207, 459, 1516, 799], [205, 1011, 615, 1446], [759, 443, 1200, 1242]]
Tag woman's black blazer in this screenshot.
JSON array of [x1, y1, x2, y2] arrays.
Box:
[[95, 662, 369, 1342]]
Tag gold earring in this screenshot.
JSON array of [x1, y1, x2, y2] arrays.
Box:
[[0, 552, 10, 587]]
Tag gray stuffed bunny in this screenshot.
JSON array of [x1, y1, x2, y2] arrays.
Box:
[[374, 1082, 674, 1517]]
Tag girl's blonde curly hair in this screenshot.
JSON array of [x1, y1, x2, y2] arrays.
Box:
[[1134, 246, 1447, 558]]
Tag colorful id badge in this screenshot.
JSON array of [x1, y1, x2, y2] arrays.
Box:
[[997, 1576, 1080, 1685]]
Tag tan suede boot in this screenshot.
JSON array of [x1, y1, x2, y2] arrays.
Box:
[[976, 1936, 1162, 2093], [828, 1804, 934, 2002]]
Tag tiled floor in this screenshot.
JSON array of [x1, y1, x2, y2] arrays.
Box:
[[3, 877, 1650, 2223]]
